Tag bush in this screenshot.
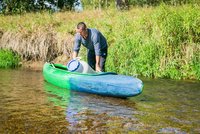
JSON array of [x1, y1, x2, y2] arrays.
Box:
[[0, 49, 21, 68], [105, 5, 200, 80]]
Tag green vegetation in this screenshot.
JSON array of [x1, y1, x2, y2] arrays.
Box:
[[0, 5, 199, 80], [81, 0, 200, 10], [1, 0, 199, 14], [0, 49, 20, 68], [0, 0, 77, 14], [106, 5, 200, 80]]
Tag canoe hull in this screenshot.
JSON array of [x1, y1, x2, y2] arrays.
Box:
[[43, 63, 143, 97]]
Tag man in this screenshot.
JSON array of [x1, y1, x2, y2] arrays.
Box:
[[73, 22, 108, 72]]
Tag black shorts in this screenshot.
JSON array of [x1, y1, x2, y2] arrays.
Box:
[[87, 48, 107, 72]]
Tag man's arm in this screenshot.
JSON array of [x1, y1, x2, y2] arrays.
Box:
[[73, 51, 78, 59], [95, 55, 101, 72], [73, 34, 81, 59], [93, 32, 102, 72]]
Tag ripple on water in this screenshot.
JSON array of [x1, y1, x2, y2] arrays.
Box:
[[0, 69, 200, 133], [62, 92, 145, 132]]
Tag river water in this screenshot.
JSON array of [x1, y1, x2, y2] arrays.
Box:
[[0, 69, 199, 133]]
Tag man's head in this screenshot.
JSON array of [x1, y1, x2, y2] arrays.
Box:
[[76, 22, 88, 38]]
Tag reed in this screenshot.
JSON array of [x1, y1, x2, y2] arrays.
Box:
[[0, 5, 199, 79]]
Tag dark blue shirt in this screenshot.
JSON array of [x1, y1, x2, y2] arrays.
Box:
[[73, 28, 107, 56]]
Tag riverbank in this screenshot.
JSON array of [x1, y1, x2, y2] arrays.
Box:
[[21, 55, 69, 71], [0, 5, 199, 80]]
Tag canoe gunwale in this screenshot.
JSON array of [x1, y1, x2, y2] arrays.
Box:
[[48, 62, 118, 76]]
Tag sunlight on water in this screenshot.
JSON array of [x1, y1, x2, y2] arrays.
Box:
[[0, 69, 200, 133]]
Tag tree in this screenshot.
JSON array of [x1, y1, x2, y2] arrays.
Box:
[[0, 0, 79, 14]]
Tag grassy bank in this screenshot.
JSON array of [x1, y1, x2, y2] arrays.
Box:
[[0, 5, 199, 80], [0, 49, 20, 68]]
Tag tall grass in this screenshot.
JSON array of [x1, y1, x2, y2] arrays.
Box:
[[0, 5, 199, 79], [106, 5, 200, 80], [0, 49, 20, 68]]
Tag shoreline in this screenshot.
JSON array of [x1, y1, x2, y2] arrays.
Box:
[[21, 55, 70, 71]]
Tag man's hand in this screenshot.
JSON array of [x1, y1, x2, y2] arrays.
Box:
[[95, 65, 102, 72]]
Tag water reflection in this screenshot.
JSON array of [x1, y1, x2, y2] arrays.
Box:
[[44, 82, 141, 132], [44, 83, 71, 108], [0, 69, 69, 133], [1, 69, 199, 133]]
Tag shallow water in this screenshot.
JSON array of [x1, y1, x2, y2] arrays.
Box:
[[0, 69, 199, 133]]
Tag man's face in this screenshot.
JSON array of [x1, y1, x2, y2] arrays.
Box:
[[76, 28, 87, 38]]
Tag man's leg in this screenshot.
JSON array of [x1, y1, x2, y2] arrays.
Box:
[[87, 50, 96, 70], [100, 57, 106, 72], [100, 48, 107, 72]]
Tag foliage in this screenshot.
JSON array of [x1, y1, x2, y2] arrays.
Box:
[[0, 49, 21, 68], [81, 0, 200, 9], [105, 5, 200, 80], [0, 5, 199, 79], [1, 0, 199, 14], [0, 0, 78, 14], [129, 0, 200, 6]]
